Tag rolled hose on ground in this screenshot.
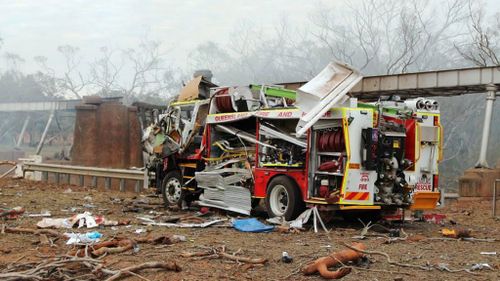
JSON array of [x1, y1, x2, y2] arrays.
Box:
[[301, 242, 366, 279]]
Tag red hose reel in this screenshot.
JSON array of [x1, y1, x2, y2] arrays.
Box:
[[214, 88, 234, 113], [318, 130, 345, 152]]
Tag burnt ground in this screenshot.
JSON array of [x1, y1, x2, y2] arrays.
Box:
[[0, 178, 499, 281]]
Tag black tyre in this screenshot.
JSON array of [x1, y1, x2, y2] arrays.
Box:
[[251, 198, 261, 209], [265, 176, 305, 221], [161, 170, 182, 207]]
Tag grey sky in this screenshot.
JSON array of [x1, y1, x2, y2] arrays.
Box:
[[0, 0, 498, 74], [0, 0, 339, 73]]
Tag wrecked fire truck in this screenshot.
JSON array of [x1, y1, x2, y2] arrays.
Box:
[[142, 62, 442, 220]]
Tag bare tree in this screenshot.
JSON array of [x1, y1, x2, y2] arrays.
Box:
[[89, 46, 123, 96], [3, 52, 25, 73], [312, 0, 469, 74], [32, 39, 180, 103], [455, 2, 500, 66], [121, 40, 167, 98], [56, 45, 89, 99], [187, 41, 233, 84], [33, 56, 59, 97], [194, 17, 322, 85]]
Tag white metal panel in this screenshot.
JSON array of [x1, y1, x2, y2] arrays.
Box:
[[342, 109, 376, 204], [297, 62, 352, 99], [345, 110, 373, 164], [344, 169, 377, 204], [295, 62, 362, 137], [406, 113, 440, 193]]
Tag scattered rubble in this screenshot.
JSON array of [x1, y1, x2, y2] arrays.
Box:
[[281, 251, 293, 263], [138, 216, 226, 228], [0, 256, 181, 281], [441, 228, 471, 238], [0, 206, 24, 219], [232, 218, 274, 232], [65, 231, 102, 245], [0, 179, 498, 280], [36, 212, 130, 229], [181, 245, 268, 264]]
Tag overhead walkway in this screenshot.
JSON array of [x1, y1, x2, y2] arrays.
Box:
[[0, 96, 122, 154], [0, 97, 122, 112]]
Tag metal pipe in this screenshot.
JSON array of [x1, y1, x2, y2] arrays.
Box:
[[215, 124, 277, 149], [36, 110, 55, 155], [439, 186, 445, 208], [16, 115, 31, 148], [475, 85, 497, 168], [494, 179, 499, 218], [0, 166, 17, 179], [22, 162, 144, 180]]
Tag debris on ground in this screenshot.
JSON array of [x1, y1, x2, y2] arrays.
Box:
[[0, 161, 17, 179], [441, 228, 471, 238], [122, 197, 164, 212], [26, 210, 51, 217], [36, 218, 72, 228], [0, 255, 181, 281], [301, 242, 366, 279], [181, 245, 268, 264], [423, 213, 447, 224], [68, 234, 186, 257], [480, 251, 497, 255], [342, 242, 483, 275], [267, 208, 312, 230], [1, 179, 499, 280], [0, 206, 25, 219], [470, 263, 493, 271], [135, 228, 147, 234], [281, 251, 293, 263], [36, 212, 130, 229], [65, 231, 103, 245], [232, 218, 274, 232], [266, 208, 328, 233], [276, 225, 303, 233], [138, 216, 226, 228]]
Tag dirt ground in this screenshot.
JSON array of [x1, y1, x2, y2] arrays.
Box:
[[0, 178, 499, 281]]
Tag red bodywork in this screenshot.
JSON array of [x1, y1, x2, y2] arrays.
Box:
[[253, 168, 308, 198], [252, 120, 310, 200]]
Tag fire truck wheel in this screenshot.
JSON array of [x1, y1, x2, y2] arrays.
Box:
[[161, 170, 183, 207], [251, 198, 261, 208], [265, 176, 305, 221]]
